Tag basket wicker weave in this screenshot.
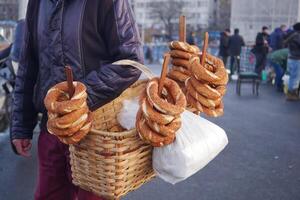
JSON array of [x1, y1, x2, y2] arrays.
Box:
[[69, 61, 156, 200]]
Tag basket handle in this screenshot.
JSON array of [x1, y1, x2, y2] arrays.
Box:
[[112, 60, 155, 79]]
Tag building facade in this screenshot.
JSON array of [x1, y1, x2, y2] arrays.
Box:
[[0, 0, 18, 21], [131, 0, 211, 31], [231, 0, 300, 43], [209, 0, 231, 31], [18, 0, 28, 19]]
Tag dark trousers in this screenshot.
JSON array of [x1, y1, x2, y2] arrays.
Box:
[[221, 56, 228, 67], [255, 53, 267, 75], [35, 130, 105, 200], [230, 56, 240, 75]]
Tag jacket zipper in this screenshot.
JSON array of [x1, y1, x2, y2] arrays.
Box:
[[78, 0, 87, 77], [61, 0, 65, 66], [33, 73, 41, 110]]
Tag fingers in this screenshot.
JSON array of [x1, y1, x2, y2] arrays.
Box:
[[22, 139, 32, 149], [12, 139, 31, 157], [23, 142, 32, 152], [19, 149, 31, 157]]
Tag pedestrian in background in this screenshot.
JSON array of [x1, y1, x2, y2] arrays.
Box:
[[252, 26, 270, 75], [145, 46, 153, 64], [267, 48, 288, 92], [219, 28, 230, 67], [187, 31, 197, 45], [228, 28, 245, 77], [269, 25, 287, 51], [284, 22, 300, 101]]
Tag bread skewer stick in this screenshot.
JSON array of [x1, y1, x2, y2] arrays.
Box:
[[65, 66, 75, 98], [158, 54, 171, 96], [201, 32, 209, 66], [179, 15, 186, 42]]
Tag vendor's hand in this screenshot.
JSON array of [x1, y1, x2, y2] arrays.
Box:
[[12, 139, 32, 157]]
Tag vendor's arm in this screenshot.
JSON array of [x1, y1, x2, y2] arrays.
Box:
[[83, 0, 143, 110], [11, 19, 39, 141]]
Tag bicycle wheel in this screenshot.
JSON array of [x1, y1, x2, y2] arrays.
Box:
[[0, 96, 8, 132], [4, 93, 12, 123]]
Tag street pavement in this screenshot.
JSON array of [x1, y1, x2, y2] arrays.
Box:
[[0, 64, 300, 200]]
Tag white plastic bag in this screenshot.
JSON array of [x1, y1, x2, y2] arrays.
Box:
[[153, 110, 228, 184], [117, 98, 139, 130]]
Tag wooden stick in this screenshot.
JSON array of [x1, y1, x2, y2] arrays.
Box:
[[158, 54, 170, 96], [201, 32, 209, 66], [179, 15, 186, 42], [65, 66, 75, 98]]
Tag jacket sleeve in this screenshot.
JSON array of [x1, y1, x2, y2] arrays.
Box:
[[11, 17, 39, 140], [256, 33, 264, 46], [228, 36, 232, 48], [241, 37, 245, 46], [224, 37, 229, 48], [220, 36, 228, 49], [83, 0, 143, 110]]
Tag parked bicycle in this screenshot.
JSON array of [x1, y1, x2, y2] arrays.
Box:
[[0, 44, 15, 131], [0, 20, 24, 132]]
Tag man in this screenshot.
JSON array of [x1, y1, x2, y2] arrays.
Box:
[[253, 26, 270, 75], [219, 28, 230, 67], [267, 48, 288, 91], [187, 31, 197, 45], [228, 28, 245, 77], [10, 0, 143, 199], [270, 25, 287, 51], [284, 22, 300, 101]]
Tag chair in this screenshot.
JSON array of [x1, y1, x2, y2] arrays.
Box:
[[236, 47, 260, 96]]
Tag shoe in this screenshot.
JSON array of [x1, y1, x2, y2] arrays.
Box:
[[286, 90, 300, 101]]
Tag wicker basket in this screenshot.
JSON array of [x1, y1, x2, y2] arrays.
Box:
[[69, 61, 156, 200]]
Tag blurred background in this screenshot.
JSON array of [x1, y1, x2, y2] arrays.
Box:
[[0, 0, 300, 200]]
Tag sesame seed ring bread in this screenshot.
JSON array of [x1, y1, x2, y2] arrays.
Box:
[[44, 81, 87, 115], [215, 85, 227, 96], [47, 114, 88, 136], [170, 50, 194, 60], [186, 92, 203, 112], [146, 78, 186, 115], [213, 71, 229, 86], [139, 88, 175, 108], [172, 66, 191, 76], [186, 79, 222, 108], [149, 134, 176, 147], [136, 109, 175, 147], [202, 63, 215, 72], [58, 112, 93, 145], [171, 58, 192, 70], [202, 102, 224, 118], [136, 109, 165, 145], [47, 106, 89, 129], [141, 98, 175, 125], [145, 116, 182, 137], [190, 56, 228, 84], [169, 41, 200, 54], [202, 53, 224, 68], [189, 76, 222, 100], [187, 93, 224, 117], [167, 70, 190, 83]]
